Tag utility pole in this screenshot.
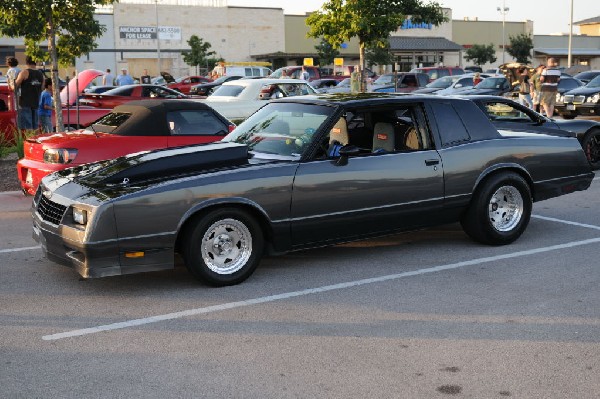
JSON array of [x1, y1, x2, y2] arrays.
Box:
[[568, 0, 574, 67], [497, 1, 510, 64], [155, 0, 161, 74]]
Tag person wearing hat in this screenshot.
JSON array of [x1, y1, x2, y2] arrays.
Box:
[[115, 67, 134, 86]]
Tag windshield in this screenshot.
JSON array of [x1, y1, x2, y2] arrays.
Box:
[[85, 112, 132, 134], [373, 74, 394, 85], [223, 102, 334, 159], [426, 76, 453, 88], [586, 75, 600, 88], [475, 77, 505, 89]]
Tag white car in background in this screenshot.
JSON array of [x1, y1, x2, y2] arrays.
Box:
[[201, 78, 317, 123]]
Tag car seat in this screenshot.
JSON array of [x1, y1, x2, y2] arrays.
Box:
[[328, 117, 349, 156], [372, 122, 395, 153]]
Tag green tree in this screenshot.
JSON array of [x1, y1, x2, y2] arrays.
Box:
[[0, 0, 116, 132], [507, 33, 533, 64], [307, 0, 446, 91], [464, 44, 497, 66], [365, 39, 394, 70], [315, 38, 340, 67], [182, 35, 216, 73]]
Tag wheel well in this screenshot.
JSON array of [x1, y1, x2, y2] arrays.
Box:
[[474, 167, 535, 201], [174, 203, 273, 254]]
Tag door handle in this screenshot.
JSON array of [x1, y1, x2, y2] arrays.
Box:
[[425, 159, 440, 166]]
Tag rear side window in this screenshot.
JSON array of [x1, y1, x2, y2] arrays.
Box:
[[167, 110, 228, 136], [437, 69, 450, 78], [430, 102, 470, 147], [211, 85, 244, 97]]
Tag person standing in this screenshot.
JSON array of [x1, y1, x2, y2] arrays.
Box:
[[38, 78, 54, 133], [300, 65, 310, 81], [140, 69, 151, 84], [517, 66, 533, 108], [472, 72, 482, 86], [531, 64, 545, 113], [115, 68, 134, 86], [14, 56, 44, 130], [5, 57, 21, 113], [539, 58, 561, 117], [102, 68, 115, 86]]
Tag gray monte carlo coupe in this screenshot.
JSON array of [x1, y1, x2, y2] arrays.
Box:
[[33, 94, 594, 286]]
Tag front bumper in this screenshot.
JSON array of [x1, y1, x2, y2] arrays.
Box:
[[32, 190, 123, 278], [555, 102, 600, 117], [17, 158, 71, 196]]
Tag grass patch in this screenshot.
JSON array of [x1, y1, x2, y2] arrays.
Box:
[[0, 129, 17, 159]]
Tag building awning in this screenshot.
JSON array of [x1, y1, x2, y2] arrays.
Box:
[[534, 48, 600, 57], [389, 36, 463, 52], [574, 16, 600, 25]]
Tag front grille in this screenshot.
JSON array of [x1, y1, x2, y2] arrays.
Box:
[[564, 95, 585, 104], [37, 195, 67, 225]]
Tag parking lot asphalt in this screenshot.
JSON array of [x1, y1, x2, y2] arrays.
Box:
[[1, 175, 599, 398]]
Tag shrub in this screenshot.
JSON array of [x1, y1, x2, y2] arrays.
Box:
[[13, 129, 37, 159]]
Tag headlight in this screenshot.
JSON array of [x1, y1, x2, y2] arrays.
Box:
[[587, 94, 600, 103], [556, 94, 564, 103], [43, 148, 78, 164], [72, 207, 87, 225]]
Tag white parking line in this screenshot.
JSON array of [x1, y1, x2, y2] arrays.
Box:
[[0, 246, 40, 254], [532, 215, 600, 231], [42, 236, 600, 341]]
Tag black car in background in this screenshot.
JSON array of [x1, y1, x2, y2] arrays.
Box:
[[572, 70, 600, 84], [189, 75, 244, 96], [453, 76, 511, 96], [555, 75, 600, 120], [464, 95, 600, 169]]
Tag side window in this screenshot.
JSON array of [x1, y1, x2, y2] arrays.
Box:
[[438, 69, 450, 78], [167, 110, 228, 136], [323, 105, 434, 158], [484, 102, 532, 122], [418, 74, 429, 87], [430, 102, 471, 147], [403, 75, 417, 87]]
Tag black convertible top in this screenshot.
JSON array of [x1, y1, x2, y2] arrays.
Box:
[[96, 99, 216, 137]]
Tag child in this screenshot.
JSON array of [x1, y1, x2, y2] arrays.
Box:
[[38, 78, 54, 133]]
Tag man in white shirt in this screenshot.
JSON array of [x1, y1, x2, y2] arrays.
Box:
[[102, 68, 115, 86]]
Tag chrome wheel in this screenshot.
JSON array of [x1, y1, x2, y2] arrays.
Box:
[[200, 218, 252, 275], [488, 185, 524, 232]]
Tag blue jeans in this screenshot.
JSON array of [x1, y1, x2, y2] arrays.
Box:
[[18, 107, 39, 130], [39, 114, 53, 133]]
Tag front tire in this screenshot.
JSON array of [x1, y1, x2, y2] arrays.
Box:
[[582, 129, 600, 170], [182, 208, 264, 286], [461, 172, 532, 245]]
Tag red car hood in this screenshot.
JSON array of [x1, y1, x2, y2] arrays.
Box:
[[28, 130, 108, 145], [60, 69, 105, 105]]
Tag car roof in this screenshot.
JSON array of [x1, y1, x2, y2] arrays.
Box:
[[220, 78, 310, 87], [270, 92, 469, 108], [105, 100, 219, 136]]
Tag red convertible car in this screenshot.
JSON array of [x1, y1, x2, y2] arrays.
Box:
[[79, 84, 187, 108], [167, 76, 212, 94], [17, 100, 234, 195]]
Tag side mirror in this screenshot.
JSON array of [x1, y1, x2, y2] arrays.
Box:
[[336, 145, 360, 166]]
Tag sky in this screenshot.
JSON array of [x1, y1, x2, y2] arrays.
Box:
[[227, 0, 600, 35]]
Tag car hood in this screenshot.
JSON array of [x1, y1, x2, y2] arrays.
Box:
[[43, 142, 251, 198], [564, 86, 600, 96], [456, 88, 501, 95], [61, 69, 105, 105], [412, 87, 440, 94], [26, 129, 110, 146]]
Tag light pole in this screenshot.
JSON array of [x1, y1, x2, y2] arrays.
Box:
[[497, 1, 509, 64], [568, 0, 574, 67], [155, 0, 161, 74]]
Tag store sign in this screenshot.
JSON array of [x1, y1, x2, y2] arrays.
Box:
[[119, 26, 181, 40], [401, 19, 433, 30]]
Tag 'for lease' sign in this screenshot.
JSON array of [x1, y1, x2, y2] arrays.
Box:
[[119, 26, 181, 40]]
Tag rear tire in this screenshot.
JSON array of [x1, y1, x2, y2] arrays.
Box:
[[182, 208, 264, 286], [461, 172, 532, 245], [582, 128, 600, 170]]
